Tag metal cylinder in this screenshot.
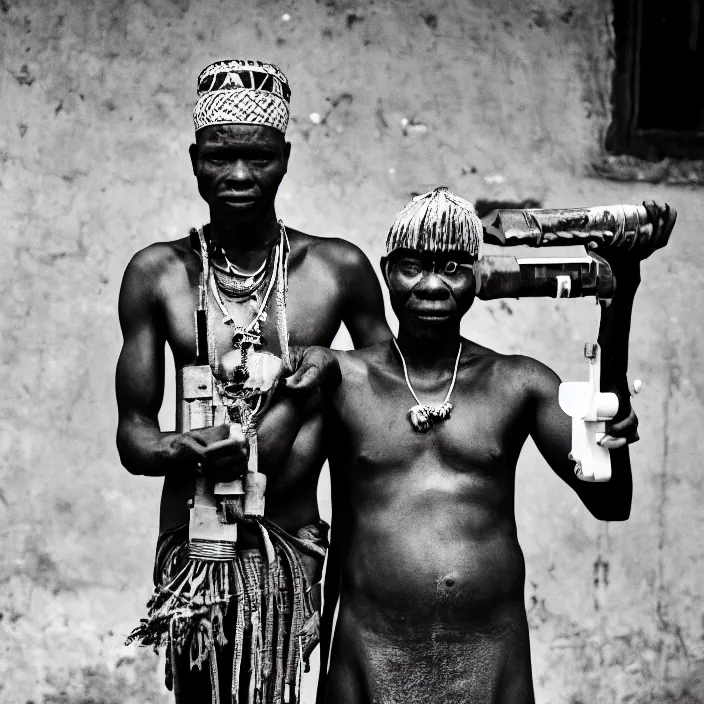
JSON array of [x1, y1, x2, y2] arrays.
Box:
[[475, 252, 614, 301], [486, 204, 669, 254]]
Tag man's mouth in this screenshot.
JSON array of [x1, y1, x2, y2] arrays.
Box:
[[218, 193, 259, 208], [408, 308, 453, 320]]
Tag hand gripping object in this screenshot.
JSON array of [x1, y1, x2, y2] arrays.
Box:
[[558, 343, 619, 482]]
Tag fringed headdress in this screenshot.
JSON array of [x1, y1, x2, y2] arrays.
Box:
[[386, 187, 484, 260], [194, 59, 291, 134]]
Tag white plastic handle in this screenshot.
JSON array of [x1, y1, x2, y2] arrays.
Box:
[[558, 344, 618, 482]]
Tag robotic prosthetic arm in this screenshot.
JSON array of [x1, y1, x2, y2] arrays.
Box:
[[475, 202, 675, 482]]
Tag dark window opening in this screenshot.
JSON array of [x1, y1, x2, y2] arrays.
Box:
[[607, 0, 704, 160]]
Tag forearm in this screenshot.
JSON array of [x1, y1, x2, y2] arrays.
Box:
[[257, 391, 319, 474], [532, 361, 633, 521], [116, 415, 180, 477], [598, 268, 640, 405], [591, 268, 637, 519], [546, 434, 632, 521], [576, 459, 632, 521]]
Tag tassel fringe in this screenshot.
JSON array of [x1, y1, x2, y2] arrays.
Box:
[[126, 518, 321, 704]]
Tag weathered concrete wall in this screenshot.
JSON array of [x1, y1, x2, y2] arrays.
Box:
[[1, 0, 702, 702]]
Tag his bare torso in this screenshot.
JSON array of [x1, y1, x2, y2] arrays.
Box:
[[325, 340, 540, 704], [144, 228, 362, 536]]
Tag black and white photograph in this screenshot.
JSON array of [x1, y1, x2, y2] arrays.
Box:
[[0, 1, 702, 702]]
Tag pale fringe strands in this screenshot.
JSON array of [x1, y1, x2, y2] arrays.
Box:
[[126, 519, 320, 704], [385, 187, 484, 259]]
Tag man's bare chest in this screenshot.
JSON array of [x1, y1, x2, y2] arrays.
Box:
[[337, 374, 525, 479], [160, 257, 346, 366]]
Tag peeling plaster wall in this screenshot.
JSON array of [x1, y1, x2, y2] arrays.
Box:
[[0, 1, 702, 702]]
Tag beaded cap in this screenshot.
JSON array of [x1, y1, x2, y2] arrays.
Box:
[[193, 59, 291, 133]]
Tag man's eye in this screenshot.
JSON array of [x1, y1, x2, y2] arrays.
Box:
[[398, 261, 422, 275], [443, 261, 459, 275]]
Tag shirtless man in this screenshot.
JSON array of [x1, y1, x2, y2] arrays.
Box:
[[310, 189, 674, 703], [115, 60, 389, 702]]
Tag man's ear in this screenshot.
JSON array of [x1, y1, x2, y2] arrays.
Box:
[[189, 143, 198, 176], [283, 141, 292, 173], [380, 256, 390, 287]]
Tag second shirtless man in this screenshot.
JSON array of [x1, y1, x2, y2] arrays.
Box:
[[313, 189, 671, 703]]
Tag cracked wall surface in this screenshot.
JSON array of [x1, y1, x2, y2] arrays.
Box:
[[1, 0, 703, 702]]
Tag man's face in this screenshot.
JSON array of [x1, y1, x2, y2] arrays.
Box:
[[383, 249, 476, 338], [190, 124, 291, 224]]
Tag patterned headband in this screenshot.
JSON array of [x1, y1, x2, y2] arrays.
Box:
[[386, 187, 484, 259], [193, 59, 291, 134]]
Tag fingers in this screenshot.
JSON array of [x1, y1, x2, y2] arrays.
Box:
[[599, 431, 640, 448], [189, 424, 232, 444], [602, 407, 640, 447], [642, 200, 676, 240], [284, 363, 321, 393], [642, 199, 659, 224], [172, 434, 208, 465], [284, 347, 340, 395], [178, 425, 248, 476], [598, 435, 628, 449], [607, 408, 637, 434], [200, 436, 249, 482], [203, 437, 249, 463]]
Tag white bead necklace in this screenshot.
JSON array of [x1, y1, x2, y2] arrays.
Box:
[[392, 338, 462, 432]]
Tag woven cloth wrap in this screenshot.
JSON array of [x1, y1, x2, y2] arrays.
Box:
[[193, 59, 291, 134], [386, 187, 484, 260]]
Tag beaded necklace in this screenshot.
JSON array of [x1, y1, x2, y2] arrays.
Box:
[[211, 244, 271, 298], [198, 222, 290, 423], [392, 338, 462, 432]]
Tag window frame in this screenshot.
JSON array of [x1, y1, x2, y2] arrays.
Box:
[[606, 0, 704, 160]]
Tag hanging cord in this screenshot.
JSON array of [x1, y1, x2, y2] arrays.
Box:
[[275, 222, 291, 369], [392, 338, 462, 407]]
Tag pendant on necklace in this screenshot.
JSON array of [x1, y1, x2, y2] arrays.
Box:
[[408, 402, 453, 432], [232, 328, 262, 349]]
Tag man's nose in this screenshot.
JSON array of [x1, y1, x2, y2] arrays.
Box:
[[226, 159, 254, 184], [415, 273, 451, 298]]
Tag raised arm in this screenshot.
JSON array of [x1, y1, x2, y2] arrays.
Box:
[[528, 200, 675, 520], [333, 240, 392, 348]]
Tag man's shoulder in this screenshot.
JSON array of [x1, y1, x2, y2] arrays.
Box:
[[128, 236, 193, 269], [287, 228, 373, 273], [331, 342, 390, 382], [123, 236, 195, 283], [464, 341, 557, 387]]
